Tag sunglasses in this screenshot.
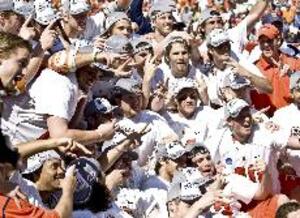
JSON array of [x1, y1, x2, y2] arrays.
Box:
[[177, 91, 199, 102]]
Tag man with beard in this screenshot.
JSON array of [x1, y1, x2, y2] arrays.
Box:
[[253, 24, 300, 116], [149, 36, 209, 105]]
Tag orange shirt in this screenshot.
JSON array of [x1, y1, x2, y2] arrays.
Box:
[[252, 53, 300, 116], [0, 194, 60, 218]]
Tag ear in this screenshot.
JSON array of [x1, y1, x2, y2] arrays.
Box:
[[0, 15, 5, 26]]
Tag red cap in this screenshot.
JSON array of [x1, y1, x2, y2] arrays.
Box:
[[258, 24, 280, 40]]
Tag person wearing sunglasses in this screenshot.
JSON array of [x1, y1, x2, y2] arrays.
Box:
[[163, 78, 219, 146]]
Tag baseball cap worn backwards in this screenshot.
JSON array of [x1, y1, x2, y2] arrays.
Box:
[[258, 24, 280, 40], [207, 28, 230, 47], [198, 8, 221, 26], [84, 97, 117, 117], [115, 77, 142, 94], [224, 98, 250, 119], [150, 0, 175, 19], [22, 150, 60, 175], [102, 12, 130, 36], [105, 35, 133, 54]]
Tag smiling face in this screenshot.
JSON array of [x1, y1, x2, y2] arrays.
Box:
[[111, 19, 132, 38], [37, 158, 65, 191], [258, 35, 280, 59], [154, 12, 174, 36], [168, 42, 190, 77], [228, 107, 253, 143], [176, 88, 199, 118], [0, 47, 30, 95]]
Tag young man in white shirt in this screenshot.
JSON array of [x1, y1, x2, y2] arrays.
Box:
[[206, 98, 297, 216], [112, 77, 175, 166], [163, 77, 219, 144]]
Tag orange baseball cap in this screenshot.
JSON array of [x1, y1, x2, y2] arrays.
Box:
[[258, 24, 280, 40]]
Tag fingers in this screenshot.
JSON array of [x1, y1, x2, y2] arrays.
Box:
[[254, 106, 271, 116], [45, 19, 57, 31], [65, 164, 76, 177], [74, 142, 92, 156], [13, 196, 22, 209], [23, 14, 33, 27], [15, 187, 27, 201]]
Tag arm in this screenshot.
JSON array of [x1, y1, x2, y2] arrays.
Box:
[[244, 0, 269, 33], [16, 137, 91, 159], [54, 166, 76, 218], [226, 57, 273, 93], [47, 50, 109, 75], [253, 170, 272, 201], [184, 190, 219, 218], [47, 116, 115, 145], [98, 139, 132, 172], [16, 138, 69, 159], [128, 0, 152, 35]]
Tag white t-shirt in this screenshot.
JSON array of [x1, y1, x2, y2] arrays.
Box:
[[111, 110, 175, 166], [151, 63, 206, 93], [163, 106, 220, 144], [206, 124, 290, 195], [272, 103, 300, 176], [1, 69, 79, 146]]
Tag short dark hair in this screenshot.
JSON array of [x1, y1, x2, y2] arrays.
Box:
[[0, 32, 32, 59], [276, 202, 300, 218], [0, 131, 20, 168]]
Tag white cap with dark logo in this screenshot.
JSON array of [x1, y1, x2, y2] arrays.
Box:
[[224, 98, 249, 119], [207, 28, 230, 48]]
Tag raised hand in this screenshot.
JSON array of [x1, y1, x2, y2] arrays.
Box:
[[40, 20, 58, 51], [56, 138, 92, 157], [19, 15, 36, 41], [144, 54, 158, 81], [97, 119, 119, 141]]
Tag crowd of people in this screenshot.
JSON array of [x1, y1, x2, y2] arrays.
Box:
[[0, 0, 300, 217]]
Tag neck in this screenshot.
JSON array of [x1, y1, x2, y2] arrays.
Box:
[[172, 67, 189, 78], [232, 132, 250, 144], [159, 167, 173, 182], [178, 110, 194, 119], [154, 30, 167, 43]]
